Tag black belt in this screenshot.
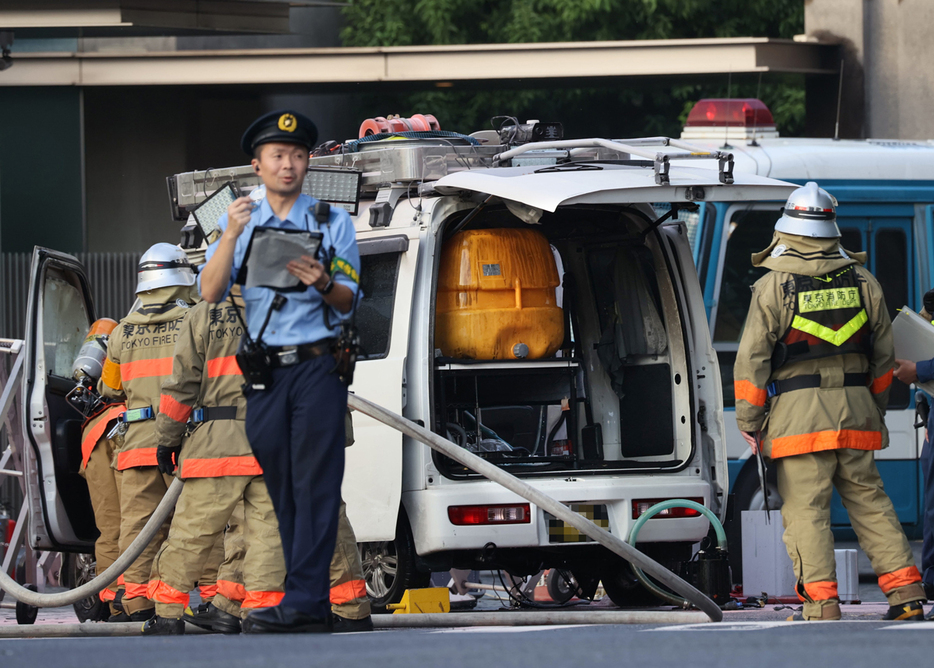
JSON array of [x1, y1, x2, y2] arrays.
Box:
[[267, 339, 336, 368], [767, 373, 867, 398], [191, 406, 239, 423]]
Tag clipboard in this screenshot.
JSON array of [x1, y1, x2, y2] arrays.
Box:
[[237, 226, 324, 292], [892, 306, 934, 395]]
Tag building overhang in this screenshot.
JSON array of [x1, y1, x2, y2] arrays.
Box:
[[0, 37, 839, 87]]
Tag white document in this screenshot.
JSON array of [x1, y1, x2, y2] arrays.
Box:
[[245, 230, 321, 291], [892, 306, 934, 395]]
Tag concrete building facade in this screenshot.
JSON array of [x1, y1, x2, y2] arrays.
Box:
[[805, 0, 934, 140]]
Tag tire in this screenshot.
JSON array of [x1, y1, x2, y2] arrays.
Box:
[[601, 563, 666, 607], [545, 569, 577, 604], [359, 512, 430, 613], [725, 460, 782, 584], [15, 584, 38, 625], [62, 552, 109, 623]]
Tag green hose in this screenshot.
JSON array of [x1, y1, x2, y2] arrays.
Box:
[[626, 499, 727, 607]]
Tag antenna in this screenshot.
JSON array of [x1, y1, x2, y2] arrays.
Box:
[[750, 71, 763, 147], [722, 67, 733, 149], [833, 58, 845, 141]]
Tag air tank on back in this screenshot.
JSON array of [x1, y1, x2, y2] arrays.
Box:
[[71, 318, 118, 381], [435, 228, 564, 360]]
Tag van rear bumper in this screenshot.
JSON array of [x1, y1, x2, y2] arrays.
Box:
[[404, 476, 712, 556]]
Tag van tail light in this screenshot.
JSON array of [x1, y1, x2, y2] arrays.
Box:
[[448, 504, 531, 526], [632, 498, 705, 519]]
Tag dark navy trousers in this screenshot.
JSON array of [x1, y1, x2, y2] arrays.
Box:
[[923, 411, 934, 586], [245, 355, 347, 617]]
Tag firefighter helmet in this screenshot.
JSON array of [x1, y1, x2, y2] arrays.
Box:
[[775, 181, 841, 238], [136, 243, 196, 294]]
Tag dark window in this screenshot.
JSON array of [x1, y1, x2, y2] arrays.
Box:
[[875, 229, 908, 321], [356, 253, 400, 360], [840, 228, 863, 253], [874, 228, 910, 409], [712, 209, 778, 343]]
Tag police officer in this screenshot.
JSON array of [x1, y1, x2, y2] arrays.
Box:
[[99, 244, 199, 620], [893, 288, 934, 614], [734, 182, 926, 621], [199, 110, 360, 634]]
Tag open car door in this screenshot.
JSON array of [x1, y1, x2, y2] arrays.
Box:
[[343, 231, 419, 541], [21, 247, 98, 551]]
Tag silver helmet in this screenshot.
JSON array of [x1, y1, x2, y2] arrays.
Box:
[[774, 181, 840, 238], [136, 243, 196, 294]]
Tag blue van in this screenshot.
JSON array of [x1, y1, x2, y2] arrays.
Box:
[[675, 98, 934, 539]]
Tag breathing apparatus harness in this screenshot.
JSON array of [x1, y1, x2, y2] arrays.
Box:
[[234, 200, 361, 391], [767, 265, 873, 398]]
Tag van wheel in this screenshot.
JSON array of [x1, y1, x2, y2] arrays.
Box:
[[63, 552, 108, 622], [359, 513, 430, 613], [15, 585, 38, 624], [601, 563, 666, 607]]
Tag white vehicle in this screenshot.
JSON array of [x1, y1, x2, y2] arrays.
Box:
[[20, 121, 795, 608]]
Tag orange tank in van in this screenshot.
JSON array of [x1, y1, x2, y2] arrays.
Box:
[[435, 228, 564, 360]]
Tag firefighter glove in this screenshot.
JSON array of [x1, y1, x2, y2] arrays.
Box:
[[156, 444, 181, 475]]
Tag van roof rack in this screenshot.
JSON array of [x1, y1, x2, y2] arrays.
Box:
[[167, 135, 734, 220], [495, 137, 735, 186]]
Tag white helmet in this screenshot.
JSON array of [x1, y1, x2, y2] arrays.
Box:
[[775, 181, 840, 238], [136, 243, 196, 294]]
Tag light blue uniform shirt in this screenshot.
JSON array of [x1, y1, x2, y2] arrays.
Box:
[[201, 193, 360, 347]]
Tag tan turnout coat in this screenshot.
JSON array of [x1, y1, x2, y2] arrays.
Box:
[[733, 232, 894, 459]]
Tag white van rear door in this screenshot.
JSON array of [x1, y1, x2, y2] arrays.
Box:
[[343, 231, 419, 541], [22, 248, 97, 550], [433, 164, 796, 210]]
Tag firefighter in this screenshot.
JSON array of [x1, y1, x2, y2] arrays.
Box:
[[185, 414, 372, 633], [734, 182, 926, 621], [77, 353, 127, 621], [142, 288, 281, 635], [199, 110, 360, 633], [143, 289, 371, 634], [98, 244, 199, 620]]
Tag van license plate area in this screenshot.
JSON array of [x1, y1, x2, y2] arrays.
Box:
[[545, 504, 609, 543]]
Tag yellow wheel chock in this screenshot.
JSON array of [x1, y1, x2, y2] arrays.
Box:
[[385, 587, 451, 614]]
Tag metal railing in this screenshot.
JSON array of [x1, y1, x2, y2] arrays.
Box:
[[0, 253, 141, 340]]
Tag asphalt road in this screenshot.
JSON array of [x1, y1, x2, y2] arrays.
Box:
[[2, 604, 934, 668]]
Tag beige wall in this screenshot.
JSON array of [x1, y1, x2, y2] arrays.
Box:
[[806, 0, 934, 140]]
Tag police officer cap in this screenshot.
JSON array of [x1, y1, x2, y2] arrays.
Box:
[[241, 110, 318, 156]]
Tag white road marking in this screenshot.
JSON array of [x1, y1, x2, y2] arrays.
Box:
[[426, 624, 597, 634], [879, 622, 934, 630]]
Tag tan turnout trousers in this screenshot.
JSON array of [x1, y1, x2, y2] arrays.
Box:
[[118, 468, 175, 613], [197, 534, 225, 603], [79, 408, 125, 613], [778, 449, 921, 617], [150, 475, 284, 619]]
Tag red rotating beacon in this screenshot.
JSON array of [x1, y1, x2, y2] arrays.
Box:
[[358, 113, 440, 138]]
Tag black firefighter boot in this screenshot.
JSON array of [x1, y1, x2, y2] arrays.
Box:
[[883, 582, 926, 621], [184, 602, 242, 634], [141, 616, 186, 635], [883, 601, 925, 621]]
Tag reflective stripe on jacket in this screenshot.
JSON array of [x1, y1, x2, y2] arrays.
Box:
[[154, 295, 259, 479], [733, 232, 894, 459], [99, 287, 198, 470]]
